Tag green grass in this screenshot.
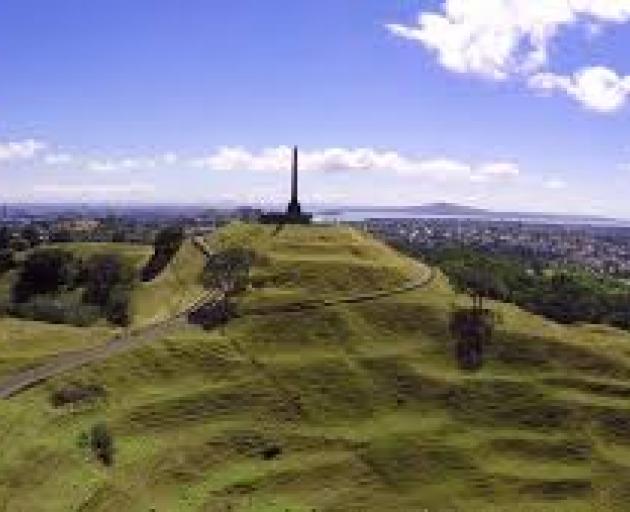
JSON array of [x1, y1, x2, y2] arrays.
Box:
[[0, 239, 202, 382], [48, 242, 153, 269], [3, 224, 630, 510], [130, 238, 207, 326], [0, 317, 115, 378]]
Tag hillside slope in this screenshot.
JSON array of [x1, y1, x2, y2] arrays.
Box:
[[0, 239, 206, 384], [2, 225, 630, 511], [130, 238, 207, 327]]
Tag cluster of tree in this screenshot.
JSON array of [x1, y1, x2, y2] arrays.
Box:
[[82, 254, 135, 326], [191, 247, 257, 330], [201, 247, 256, 295], [0, 224, 51, 276], [0, 227, 17, 275], [415, 245, 630, 331], [0, 248, 16, 275], [450, 307, 495, 371], [10, 294, 101, 327], [141, 226, 184, 282], [10, 248, 136, 327]]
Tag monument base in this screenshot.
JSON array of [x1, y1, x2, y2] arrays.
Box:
[[260, 212, 312, 225]]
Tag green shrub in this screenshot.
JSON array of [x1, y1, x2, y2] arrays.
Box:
[[51, 383, 106, 407], [202, 247, 256, 295], [0, 249, 15, 274], [10, 295, 100, 327], [82, 253, 135, 326], [13, 249, 81, 303], [103, 285, 132, 327], [141, 226, 184, 282], [90, 422, 114, 466]]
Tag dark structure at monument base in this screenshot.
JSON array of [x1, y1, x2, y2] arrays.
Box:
[[259, 211, 312, 225], [260, 146, 312, 225]]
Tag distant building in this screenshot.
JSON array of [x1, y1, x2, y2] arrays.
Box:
[[260, 146, 312, 225], [55, 219, 101, 232]]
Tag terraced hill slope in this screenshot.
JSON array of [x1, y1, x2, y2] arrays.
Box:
[[2, 225, 630, 511]]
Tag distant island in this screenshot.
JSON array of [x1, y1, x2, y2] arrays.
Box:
[[317, 202, 619, 224]]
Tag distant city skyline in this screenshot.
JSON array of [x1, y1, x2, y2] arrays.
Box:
[[3, 1, 630, 216]]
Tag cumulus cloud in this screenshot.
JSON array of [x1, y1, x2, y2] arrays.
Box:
[[0, 139, 46, 162], [193, 146, 520, 182], [543, 178, 569, 190], [86, 153, 178, 172], [44, 153, 73, 165], [529, 66, 630, 112], [387, 1, 630, 111], [33, 182, 156, 197]]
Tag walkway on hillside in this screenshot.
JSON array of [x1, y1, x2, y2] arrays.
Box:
[[0, 240, 434, 399], [241, 266, 435, 316], [0, 290, 213, 399], [0, 238, 216, 400]]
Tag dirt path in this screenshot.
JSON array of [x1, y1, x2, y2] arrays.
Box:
[[0, 290, 213, 399], [0, 238, 216, 399], [241, 266, 435, 316], [0, 239, 435, 400]]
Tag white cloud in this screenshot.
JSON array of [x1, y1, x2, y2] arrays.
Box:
[[477, 162, 520, 176], [33, 182, 156, 198], [0, 139, 46, 162], [193, 146, 520, 182], [162, 152, 178, 165], [86, 153, 177, 173], [529, 66, 630, 112], [44, 153, 73, 165], [543, 178, 568, 190], [387, 1, 630, 111], [192, 146, 291, 172]]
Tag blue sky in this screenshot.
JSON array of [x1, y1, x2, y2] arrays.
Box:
[[2, 0, 630, 216]]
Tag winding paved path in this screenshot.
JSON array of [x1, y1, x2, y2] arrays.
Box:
[[0, 238, 435, 400], [0, 290, 214, 399], [241, 266, 435, 316]]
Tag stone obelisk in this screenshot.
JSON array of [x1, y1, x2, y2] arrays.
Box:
[[287, 146, 301, 217], [260, 145, 311, 224]]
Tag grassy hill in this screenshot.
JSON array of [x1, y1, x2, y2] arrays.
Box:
[[0, 239, 206, 381], [2, 225, 630, 511], [130, 238, 208, 326], [0, 243, 154, 378], [36, 240, 206, 327]]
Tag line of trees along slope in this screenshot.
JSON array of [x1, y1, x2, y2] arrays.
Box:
[[395, 243, 630, 331], [141, 226, 184, 282]]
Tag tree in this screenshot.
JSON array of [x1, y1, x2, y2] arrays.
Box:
[[21, 225, 42, 247], [83, 254, 135, 326], [103, 285, 132, 327], [202, 248, 255, 295], [455, 259, 507, 312], [0, 249, 15, 274], [13, 249, 80, 303], [450, 307, 494, 371], [90, 422, 114, 466], [153, 225, 185, 255], [141, 226, 185, 282], [83, 254, 134, 306], [0, 226, 11, 250]]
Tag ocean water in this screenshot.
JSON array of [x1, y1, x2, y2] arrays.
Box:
[[314, 210, 630, 227]]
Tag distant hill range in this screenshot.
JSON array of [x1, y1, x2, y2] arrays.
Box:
[[317, 202, 621, 224]]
